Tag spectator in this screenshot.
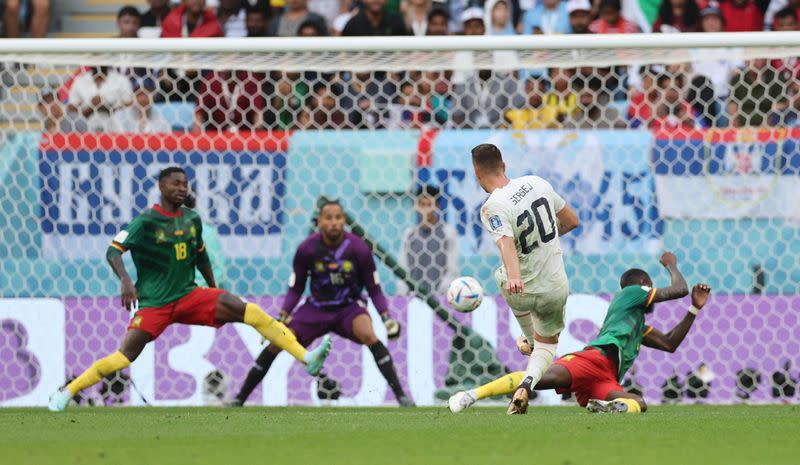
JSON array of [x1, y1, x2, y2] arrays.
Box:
[[162, 0, 224, 37], [728, 59, 789, 127], [520, 0, 569, 35], [589, 0, 640, 33], [246, 5, 270, 35], [773, 6, 798, 30], [567, 0, 592, 33], [111, 80, 172, 133], [195, 70, 266, 131], [3, 0, 49, 38], [651, 73, 696, 130], [403, 0, 431, 35], [543, 67, 578, 127], [764, 0, 800, 30], [141, 0, 172, 27], [452, 68, 524, 128], [116, 6, 142, 38], [304, 82, 351, 129], [298, 17, 327, 35], [505, 76, 554, 129], [484, 0, 516, 34], [425, 7, 450, 35], [218, 0, 247, 36], [564, 78, 626, 128], [628, 66, 661, 128], [652, 0, 701, 33], [460, 5, 485, 35], [398, 185, 460, 296], [342, 0, 410, 35], [268, 0, 327, 36], [67, 66, 133, 132], [331, 3, 358, 35], [719, 0, 764, 32], [698, 2, 724, 32], [422, 71, 452, 126], [339, 71, 396, 128], [264, 72, 310, 129], [37, 88, 87, 133]]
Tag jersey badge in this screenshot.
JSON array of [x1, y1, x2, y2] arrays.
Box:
[[489, 215, 502, 230], [342, 260, 353, 273], [314, 261, 325, 273], [131, 315, 142, 328], [156, 230, 167, 244]]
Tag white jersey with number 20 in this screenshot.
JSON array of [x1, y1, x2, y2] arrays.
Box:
[[480, 175, 568, 294]]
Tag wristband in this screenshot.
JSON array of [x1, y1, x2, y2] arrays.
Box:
[[688, 305, 699, 315]]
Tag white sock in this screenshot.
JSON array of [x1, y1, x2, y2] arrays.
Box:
[[521, 341, 557, 390], [512, 310, 536, 346]]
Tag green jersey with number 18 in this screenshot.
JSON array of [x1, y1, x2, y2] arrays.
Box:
[[110, 205, 205, 309]]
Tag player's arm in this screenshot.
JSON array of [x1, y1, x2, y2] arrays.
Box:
[[496, 236, 524, 294], [195, 219, 217, 288], [481, 201, 523, 294], [549, 184, 579, 236], [643, 284, 711, 352], [556, 204, 579, 236], [651, 251, 689, 303], [358, 243, 401, 338], [278, 246, 310, 321], [106, 221, 141, 311]]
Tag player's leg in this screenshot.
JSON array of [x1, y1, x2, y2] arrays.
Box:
[[449, 371, 525, 413], [587, 390, 647, 414], [349, 312, 414, 407], [507, 289, 567, 414], [232, 305, 328, 406], [213, 291, 331, 374], [49, 328, 151, 412]]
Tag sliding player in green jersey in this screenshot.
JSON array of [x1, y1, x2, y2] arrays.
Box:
[[49, 167, 332, 411], [450, 252, 711, 414]]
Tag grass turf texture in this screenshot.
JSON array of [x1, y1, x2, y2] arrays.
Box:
[[2, 405, 797, 465]]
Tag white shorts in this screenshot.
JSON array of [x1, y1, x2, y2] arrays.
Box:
[[496, 268, 568, 338]]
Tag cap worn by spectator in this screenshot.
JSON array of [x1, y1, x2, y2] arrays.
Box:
[[566, 0, 591, 15], [461, 6, 485, 35]]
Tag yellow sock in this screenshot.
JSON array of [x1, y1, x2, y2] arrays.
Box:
[[66, 351, 131, 396], [475, 371, 526, 400], [244, 303, 307, 363], [617, 398, 643, 413]]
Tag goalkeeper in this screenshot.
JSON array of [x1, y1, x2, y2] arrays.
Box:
[[232, 200, 415, 407], [450, 252, 710, 414]]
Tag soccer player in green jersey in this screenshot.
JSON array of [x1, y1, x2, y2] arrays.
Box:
[[449, 251, 711, 414], [48, 167, 332, 411]]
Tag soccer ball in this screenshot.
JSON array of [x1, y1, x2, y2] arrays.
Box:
[[447, 277, 484, 313]]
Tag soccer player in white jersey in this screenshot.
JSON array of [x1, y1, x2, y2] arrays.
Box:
[[471, 143, 580, 414]]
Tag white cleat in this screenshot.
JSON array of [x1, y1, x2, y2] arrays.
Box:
[[48, 388, 72, 412], [586, 399, 629, 414], [448, 391, 477, 413]]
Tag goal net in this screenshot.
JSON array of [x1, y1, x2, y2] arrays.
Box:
[[0, 34, 798, 407]]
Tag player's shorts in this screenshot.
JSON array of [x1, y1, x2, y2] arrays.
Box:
[[127, 287, 226, 339], [496, 268, 568, 337], [554, 346, 623, 407], [288, 300, 370, 346]]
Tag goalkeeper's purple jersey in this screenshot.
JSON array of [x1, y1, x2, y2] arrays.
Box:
[[282, 232, 389, 313]]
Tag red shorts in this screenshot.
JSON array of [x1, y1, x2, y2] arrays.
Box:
[[554, 346, 622, 407], [127, 287, 226, 339]]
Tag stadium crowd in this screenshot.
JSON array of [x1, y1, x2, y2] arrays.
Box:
[[32, 0, 800, 132]]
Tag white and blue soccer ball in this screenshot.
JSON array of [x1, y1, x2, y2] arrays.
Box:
[[447, 276, 484, 313]]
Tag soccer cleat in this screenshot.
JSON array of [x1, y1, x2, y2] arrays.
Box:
[[48, 388, 72, 412], [507, 387, 529, 415], [305, 334, 332, 376], [448, 391, 477, 413], [586, 399, 629, 414], [398, 395, 416, 408]]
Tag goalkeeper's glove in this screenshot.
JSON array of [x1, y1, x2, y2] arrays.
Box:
[[277, 310, 291, 324], [381, 313, 401, 339]]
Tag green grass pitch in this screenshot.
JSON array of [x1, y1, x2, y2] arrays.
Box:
[[2, 405, 797, 465]]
